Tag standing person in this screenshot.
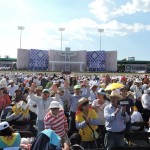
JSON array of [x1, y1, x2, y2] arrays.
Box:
[[76, 97, 99, 149], [7, 80, 18, 100], [0, 86, 11, 113], [104, 90, 130, 150], [141, 88, 150, 125], [92, 88, 109, 148], [44, 101, 70, 146], [89, 82, 99, 102], [29, 83, 54, 132], [69, 84, 90, 135], [120, 86, 134, 143]]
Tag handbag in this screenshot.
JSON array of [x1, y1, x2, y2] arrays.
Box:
[[82, 115, 99, 139]]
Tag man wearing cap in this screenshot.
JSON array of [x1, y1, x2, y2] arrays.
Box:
[[69, 84, 90, 134], [7, 80, 18, 100], [44, 101, 69, 146], [104, 90, 130, 150], [29, 83, 59, 132]]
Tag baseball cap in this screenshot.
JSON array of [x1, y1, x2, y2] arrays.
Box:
[[0, 121, 10, 131], [42, 89, 50, 93], [74, 85, 81, 90]]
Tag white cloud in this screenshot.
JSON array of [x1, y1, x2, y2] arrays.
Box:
[[89, 0, 150, 21]]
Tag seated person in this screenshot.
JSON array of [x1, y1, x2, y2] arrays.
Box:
[[0, 121, 21, 149], [6, 101, 31, 131], [31, 129, 69, 150], [131, 106, 144, 131]]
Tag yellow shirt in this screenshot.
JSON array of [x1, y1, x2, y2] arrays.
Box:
[[76, 108, 98, 141]]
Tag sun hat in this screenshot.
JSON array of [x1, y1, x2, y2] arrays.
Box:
[[9, 79, 14, 83], [109, 90, 122, 100], [135, 78, 142, 83], [36, 86, 43, 91], [90, 82, 99, 90], [74, 85, 81, 90], [127, 91, 134, 97], [49, 101, 60, 109], [77, 97, 89, 110], [42, 89, 50, 93], [97, 88, 106, 95], [0, 121, 10, 131]]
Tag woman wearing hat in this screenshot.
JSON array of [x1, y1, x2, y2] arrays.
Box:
[[0, 121, 21, 149], [75, 97, 99, 149], [92, 88, 109, 147]]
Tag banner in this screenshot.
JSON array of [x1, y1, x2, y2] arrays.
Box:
[[87, 51, 106, 71], [29, 49, 49, 70]]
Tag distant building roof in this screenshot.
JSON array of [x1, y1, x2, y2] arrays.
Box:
[[118, 60, 150, 64], [0, 58, 17, 61]]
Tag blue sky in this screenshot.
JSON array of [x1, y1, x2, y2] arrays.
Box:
[[0, 0, 150, 60]]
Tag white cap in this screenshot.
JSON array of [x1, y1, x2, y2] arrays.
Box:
[[49, 101, 60, 109], [0, 121, 10, 131]]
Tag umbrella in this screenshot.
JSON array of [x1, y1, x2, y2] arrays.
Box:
[[105, 83, 124, 91]]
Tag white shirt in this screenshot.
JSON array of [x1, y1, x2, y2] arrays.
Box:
[[131, 111, 143, 130], [7, 85, 18, 96], [29, 93, 61, 120], [92, 99, 109, 125], [141, 93, 150, 110]]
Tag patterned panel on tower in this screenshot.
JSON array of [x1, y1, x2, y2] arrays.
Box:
[[29, 49, 49, 70], [87, 51, 106, 71]]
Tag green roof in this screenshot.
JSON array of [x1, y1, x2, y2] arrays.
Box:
[[117, 60, 150, 64], [0, 58, 17, 61]]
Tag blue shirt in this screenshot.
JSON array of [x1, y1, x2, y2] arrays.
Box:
[[0, 133, 21, 149], [104, 104, 130, 132]]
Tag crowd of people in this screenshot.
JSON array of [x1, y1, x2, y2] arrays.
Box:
[[0, 72, 150, 150]]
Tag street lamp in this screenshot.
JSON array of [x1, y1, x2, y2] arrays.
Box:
[[98, 28, 104, 51], [18, 26, 25, 49], [58, 27, 65, 51]]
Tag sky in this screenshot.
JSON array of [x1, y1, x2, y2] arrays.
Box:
[[0, 0, 150, 60]]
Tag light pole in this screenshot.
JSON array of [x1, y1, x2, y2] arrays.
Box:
[[58, 27, 65, 51], [98, 28, 104, 51], [18, 26, 25, 49]]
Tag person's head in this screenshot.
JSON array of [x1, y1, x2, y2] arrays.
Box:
[[70, 133, 82, 145], [0, 122, 14, 136], [42, 89, 50, 100], [109, 90, 122, 107], [9, 80, 14, 86], [74, 85, 81, 95], [35, 86, 43, 96], [57, 87, 64, 96], [120, 86, 128, 98], [15, 89, 22, 96], [133, 106, 138, 112], [49, 101, 60, 116], [135, 78, 142, 87], [91, 84, 98, 92], [97, 88, 106, 100], [77, 97, 89, 111]]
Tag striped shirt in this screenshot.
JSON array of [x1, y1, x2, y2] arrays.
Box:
[[44, 110, 68, 138]]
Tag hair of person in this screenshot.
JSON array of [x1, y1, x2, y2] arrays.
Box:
[[0, 126, 15, 136]]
